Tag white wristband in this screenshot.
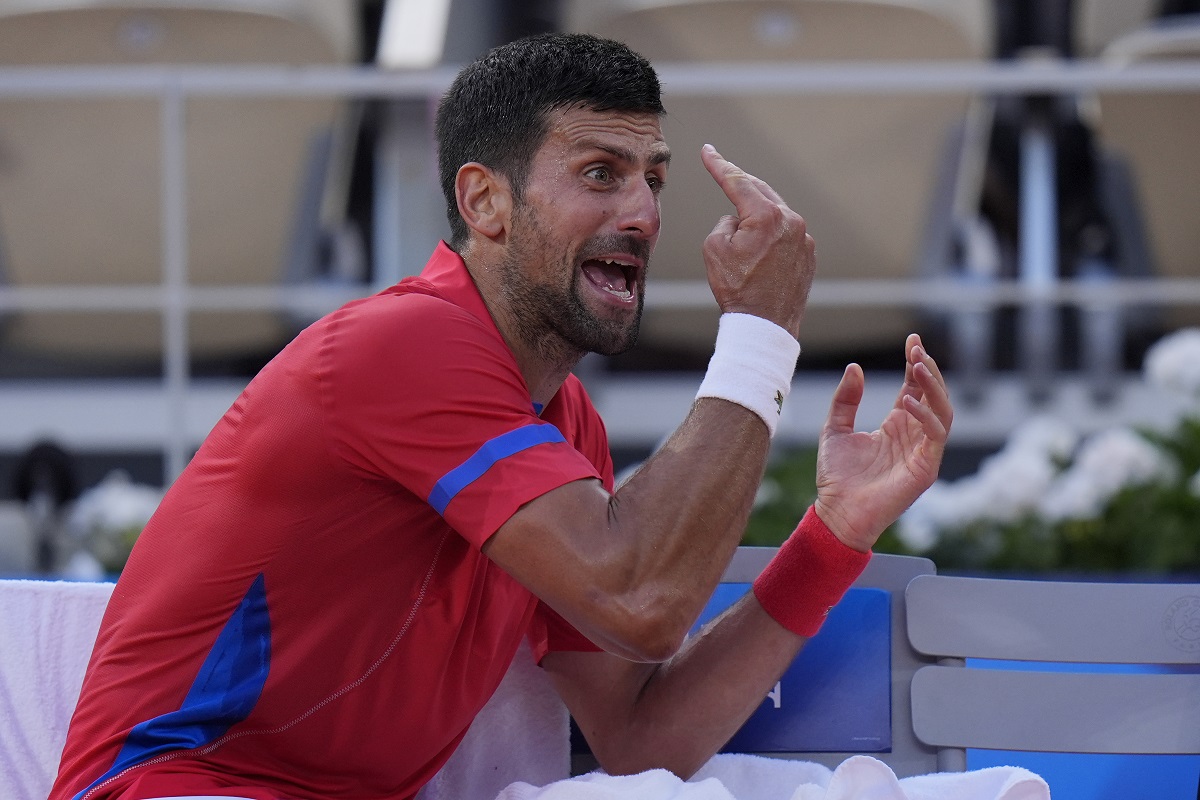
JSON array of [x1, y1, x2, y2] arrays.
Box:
[[696, 313, 800, 436]]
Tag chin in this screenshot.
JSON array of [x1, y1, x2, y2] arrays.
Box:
[[592, 324, 640, 357]]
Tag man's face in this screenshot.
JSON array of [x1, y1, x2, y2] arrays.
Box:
[[499, 105, 669, 359]]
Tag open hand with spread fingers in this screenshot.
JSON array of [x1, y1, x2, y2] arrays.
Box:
[[812, 333, 954, 552]]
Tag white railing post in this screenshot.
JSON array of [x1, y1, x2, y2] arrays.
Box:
[[1017, 111, 1060, 401], [160, 81, 190, 484]]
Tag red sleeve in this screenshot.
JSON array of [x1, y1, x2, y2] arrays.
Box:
[[527, 601, 603, 663], [526, 375, 613, 660], [320, 293, 602, 548]]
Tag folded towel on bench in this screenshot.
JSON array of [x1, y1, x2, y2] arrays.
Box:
[[497, 753, 1049, 800], [0, 579, 115, 800], [417, 639, 571, 800]]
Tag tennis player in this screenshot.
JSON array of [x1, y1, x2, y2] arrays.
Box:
[[51, 33, 951, 800]]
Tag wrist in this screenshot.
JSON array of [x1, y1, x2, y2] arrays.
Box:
[[752, 506, 871, 638], [695, 313, 800, 437], [812, 498, 872, 553]]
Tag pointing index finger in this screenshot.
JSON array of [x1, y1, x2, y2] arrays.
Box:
[[701, 144, 777, 217]]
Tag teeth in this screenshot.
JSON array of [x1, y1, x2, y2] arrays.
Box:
[[584, 257, 636, 300]]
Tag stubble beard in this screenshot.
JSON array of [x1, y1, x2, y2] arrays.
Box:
[[500, 213, 647, 367]]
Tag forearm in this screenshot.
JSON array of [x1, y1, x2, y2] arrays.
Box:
[[595, 397, 772, 652], [595, 312, 805, 649], [630, 595, 800, 777], [581, 312, 805, 656], [565, 508, 870, 777]]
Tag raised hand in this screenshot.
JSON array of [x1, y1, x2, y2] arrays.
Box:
[[700, 145, 815, 340], [813, 334, 954, 552]]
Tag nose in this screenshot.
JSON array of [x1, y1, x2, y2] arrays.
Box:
[[615, 178, 661, 241]]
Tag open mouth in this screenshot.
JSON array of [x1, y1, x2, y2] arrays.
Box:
[[581, 257, 639, 302]]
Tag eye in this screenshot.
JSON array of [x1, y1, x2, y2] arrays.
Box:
[[585, 165, 613, 184], [646, 173, 666, 194]]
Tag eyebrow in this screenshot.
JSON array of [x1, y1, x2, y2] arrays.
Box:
[[587, 140, 672, 168]]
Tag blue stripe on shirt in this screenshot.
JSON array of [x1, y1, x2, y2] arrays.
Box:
[[74, 574, 271, 800], [428, 424, 566, 515]]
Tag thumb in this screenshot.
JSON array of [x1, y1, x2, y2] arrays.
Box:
[[824, 363, 864, 435], [706, 213, 742, 245]]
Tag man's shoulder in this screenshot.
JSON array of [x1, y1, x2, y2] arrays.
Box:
[[307, 283, 517, 391], [328, 281, 495, 343]]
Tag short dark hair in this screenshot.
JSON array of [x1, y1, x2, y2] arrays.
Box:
[[435, 33, 664, 248]]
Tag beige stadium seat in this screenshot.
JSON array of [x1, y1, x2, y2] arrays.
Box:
[[1089, 16, 1200, 329], [0, 1, 360, 372], [1072, 0, 1160, 57], [562, 0, 995, 366]]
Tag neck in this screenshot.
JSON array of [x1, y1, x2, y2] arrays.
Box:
[[460, 242, 581, 408]]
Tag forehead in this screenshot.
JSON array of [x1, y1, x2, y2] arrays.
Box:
[[540, 105, 670, 165]]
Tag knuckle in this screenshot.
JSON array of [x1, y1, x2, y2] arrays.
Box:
[[702, 230, 727, 257], [785, 210, 807, 234], [761, 203, 786, 228]]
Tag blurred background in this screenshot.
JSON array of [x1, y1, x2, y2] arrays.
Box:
[[0, 0, 1199, 578], [0, 2, 1198, 795]]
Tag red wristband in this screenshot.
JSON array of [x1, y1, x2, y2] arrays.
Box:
[[752, 506, 872, 637]]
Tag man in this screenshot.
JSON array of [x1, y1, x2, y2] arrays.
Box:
[[51, 33, 952, 800]]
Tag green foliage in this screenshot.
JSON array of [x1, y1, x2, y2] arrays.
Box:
[[748, 425, 1200, 576], [913, 480, 1200, 574], [743, 449, 818, 546], [1143, 416, 1200, 477]]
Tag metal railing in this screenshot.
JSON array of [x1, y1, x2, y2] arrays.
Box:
[[1, 59, 1199, 481]]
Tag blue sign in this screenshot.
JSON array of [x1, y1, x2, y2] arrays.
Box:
[[693, 585, 892, 754]]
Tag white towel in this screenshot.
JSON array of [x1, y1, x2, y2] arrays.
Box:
[[0, 579, 114, 800], [496, 754, 1050, 800], [417, 640, 572, 800]]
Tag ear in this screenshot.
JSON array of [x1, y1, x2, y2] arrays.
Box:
[[455, 163, 512, 242]]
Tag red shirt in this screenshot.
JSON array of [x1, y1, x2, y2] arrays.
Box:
[[52, 243, 610, 800]]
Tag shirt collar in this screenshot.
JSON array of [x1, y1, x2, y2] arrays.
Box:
[[417, 241, 549, 416], [416, 240, 499, 333]]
